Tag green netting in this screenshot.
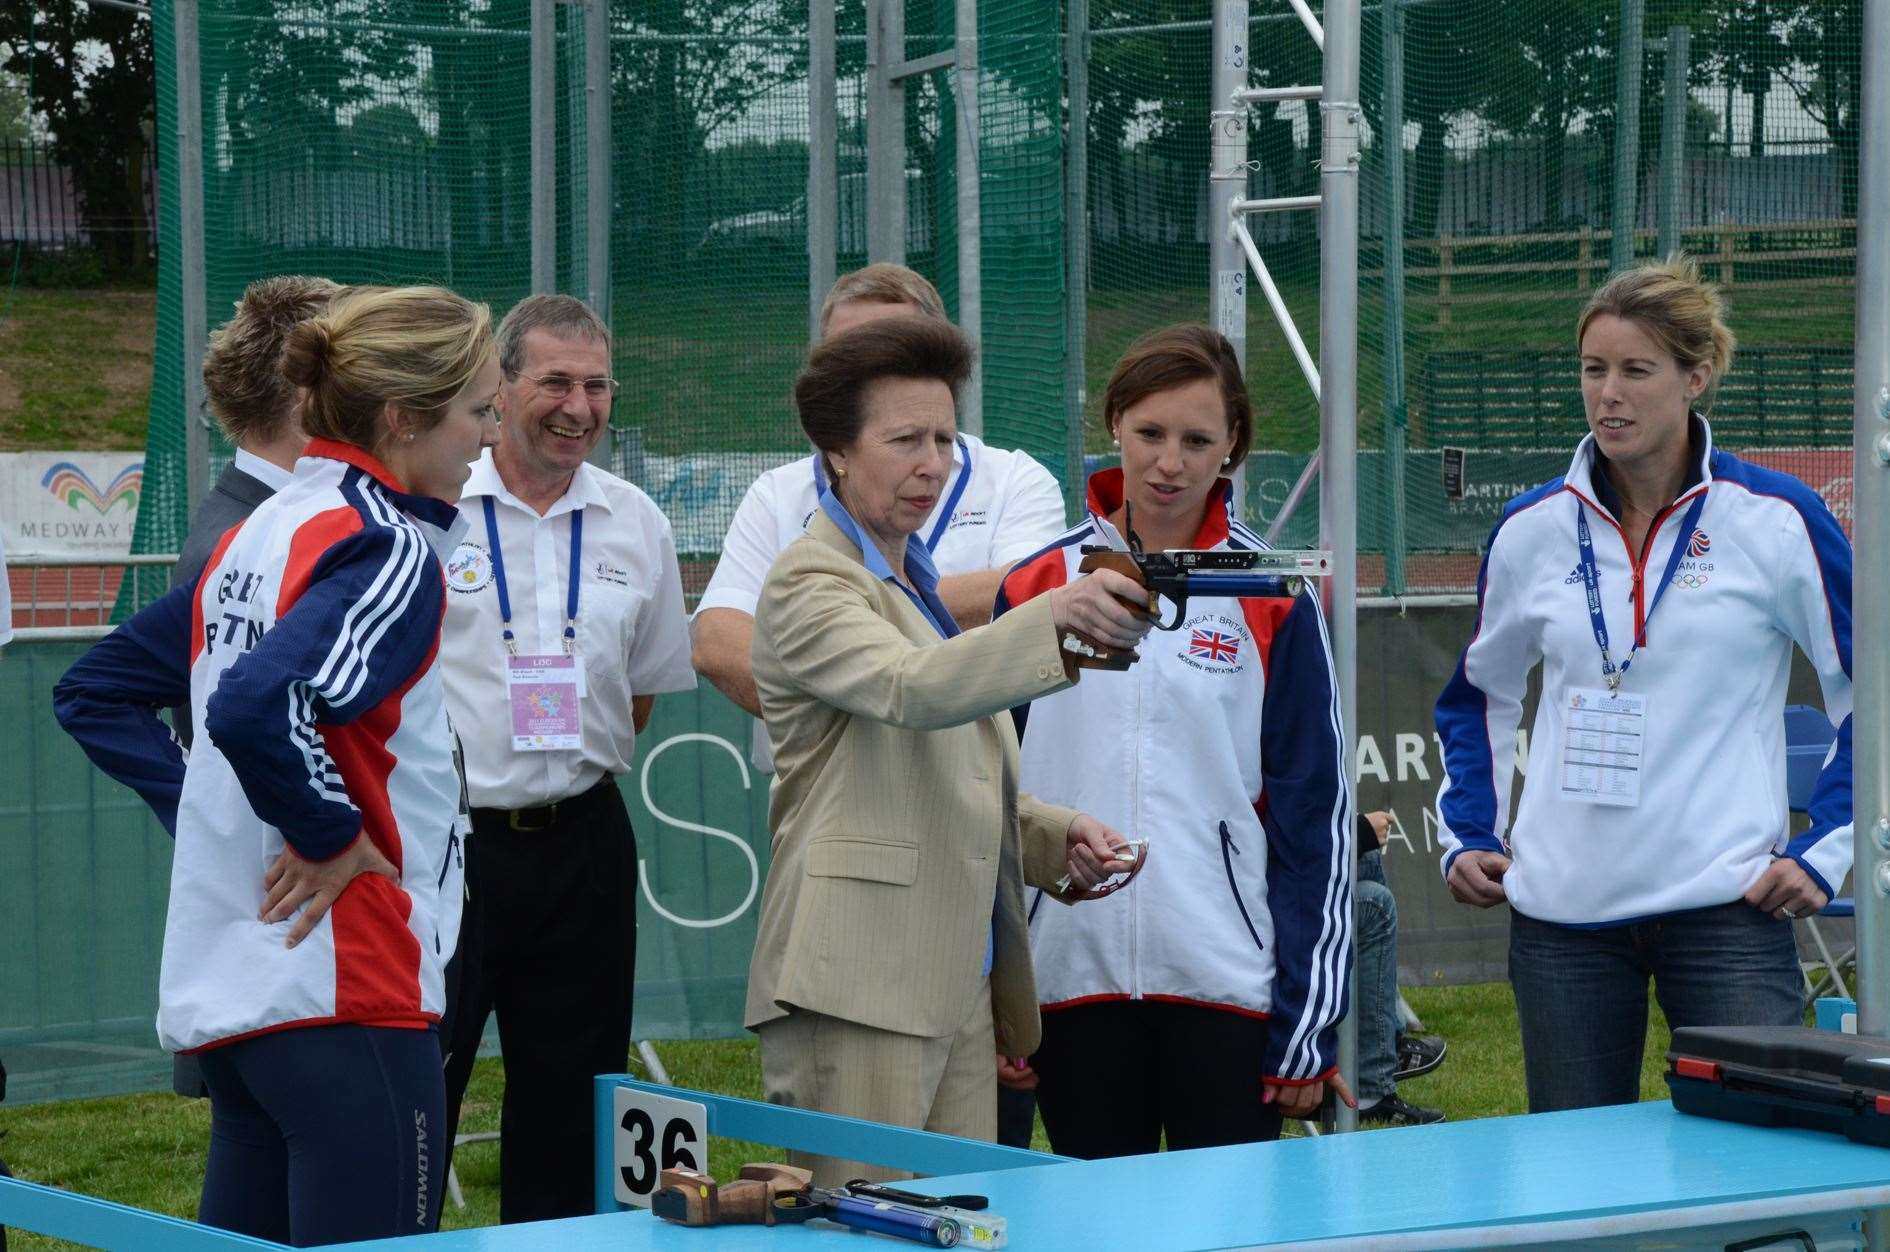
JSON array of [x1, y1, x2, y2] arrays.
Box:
[[59, 0, 1857, 1105], [131, 0, 1868, 584], [1081, 1, 1859, 592], [136, 0, 1071, 574], [1354, 0, 1859, 592]]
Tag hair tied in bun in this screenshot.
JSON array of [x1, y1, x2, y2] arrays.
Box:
[[281, 318, 332, 391]]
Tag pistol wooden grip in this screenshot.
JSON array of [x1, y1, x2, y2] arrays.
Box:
[[737, 1163, 813, 1225], [654, 1168, 719, 1226], [1066, 552, 1153, 669], [708, 1178, 779, 1224], [739, 1163, 814, 1190], [654, 1164, 813, 1227], [1077, 552, 1157, 617]]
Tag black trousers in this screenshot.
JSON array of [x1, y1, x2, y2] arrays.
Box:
[[1031, 1000, 1282, 1159], [441, 777, 637, 1223], [996, 1085, 1036, 1149]]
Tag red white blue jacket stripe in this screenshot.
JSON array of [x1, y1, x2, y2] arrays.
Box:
[[55, 441, 469, 1051], [995, 470, 1354, 1085], [1434, 417, 1854, 925]]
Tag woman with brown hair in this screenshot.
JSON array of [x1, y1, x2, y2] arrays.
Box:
[[56, 285, 500, 1244], [995, 322, 1354, 1158], [746, 314, 1153, 1185]]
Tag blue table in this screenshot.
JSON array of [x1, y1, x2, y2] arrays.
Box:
[[326, 1101, 1890, 1250], [8, 1099, 1888, 1249]]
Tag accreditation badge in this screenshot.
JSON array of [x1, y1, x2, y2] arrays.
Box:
[[445, 542, 493, 594], [507, 654, 583, 751], [1558, 685, 1647, 808]]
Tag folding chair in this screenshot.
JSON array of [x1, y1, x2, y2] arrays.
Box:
[[1783, 704, 1853, 1003]]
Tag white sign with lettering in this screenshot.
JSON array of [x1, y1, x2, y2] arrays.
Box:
[[0, 452, 144, 557]]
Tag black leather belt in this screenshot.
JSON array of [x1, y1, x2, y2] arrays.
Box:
[[479, 775, 616, 833]]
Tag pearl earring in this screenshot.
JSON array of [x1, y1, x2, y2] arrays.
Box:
[[1222, 456, 1231, 466], [404, 432, 415, 442]]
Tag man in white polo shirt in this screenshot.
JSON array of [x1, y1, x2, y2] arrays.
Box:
[[690, 264, 1068, 774], [438, 294, 694, 1223]]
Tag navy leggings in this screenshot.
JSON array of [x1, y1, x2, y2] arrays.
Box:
[[195, 1023, 446, 1247]]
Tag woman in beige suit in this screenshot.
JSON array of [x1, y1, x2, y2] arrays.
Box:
[[748, 316, 1152, 1183]]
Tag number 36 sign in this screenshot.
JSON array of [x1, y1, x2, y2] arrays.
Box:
[[611, 1086, 709, 1208]]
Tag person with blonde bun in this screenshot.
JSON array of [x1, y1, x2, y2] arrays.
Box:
[[55, 286, 500, 1244], [163, 274, 345, 1100], [1434, 256, 1854, 1112]]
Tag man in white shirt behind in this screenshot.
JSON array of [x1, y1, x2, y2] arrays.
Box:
[[690, 264, 1068, 773], [437, 294, 695, 1223]]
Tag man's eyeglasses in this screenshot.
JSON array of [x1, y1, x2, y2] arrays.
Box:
[[513, 371, 619, 402]]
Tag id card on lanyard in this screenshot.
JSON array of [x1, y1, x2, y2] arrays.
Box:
[[1557, 490, 1704, 807], [483, 496, 585, 752]]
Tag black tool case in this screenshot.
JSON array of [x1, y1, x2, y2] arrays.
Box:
[[1666, 1025, 1890, 1146]]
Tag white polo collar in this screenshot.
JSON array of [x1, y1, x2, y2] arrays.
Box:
[[459, 447, 614, 518], [232, 447, 293, 492]]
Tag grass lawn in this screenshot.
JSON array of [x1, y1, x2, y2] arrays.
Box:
[[0, 289, 155, 452], [0, 982, 1679, 1250]]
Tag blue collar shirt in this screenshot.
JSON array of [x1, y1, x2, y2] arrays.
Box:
[[817, 487, 962, 642], [818, 484, 995, 975]]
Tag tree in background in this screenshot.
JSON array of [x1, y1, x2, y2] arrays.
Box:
[[0, 1, 154, 275], [617, 0, 809, 273], [1704, 0, 1792, 157], [1779, 0, 1862, 217], [0, 71, 30, 145], [1391, 0, 1503, 237]]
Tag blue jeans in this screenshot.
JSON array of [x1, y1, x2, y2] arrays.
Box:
[[1355, 851, 1400, 1103], [1508, 901, 1802, 1113]]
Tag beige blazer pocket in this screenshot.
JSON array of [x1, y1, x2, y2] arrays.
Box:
[[805, 839, 919, 886]]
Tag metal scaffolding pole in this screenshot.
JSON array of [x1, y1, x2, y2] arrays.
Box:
[[530, 0, 556, 293], [175, 0, 209, 512], [1320, 0, 1363, 1136], [1610, 0, 1644, 275], [808, 0, 839, 341], [1851, 0, 1890, 1048], [585, 0, 611, 322], [1063, 0, 1091, 516], [584, 0, 612, 471], [1860, 29, 1890, 1252], [954, 0, 983, 436], [1380, 0, 1408, 596], [1208, 0, 1250, 517], [1213, 0, 1359, 1127], [1656, 25, 1688, 260], [866, 0, 906, 263]]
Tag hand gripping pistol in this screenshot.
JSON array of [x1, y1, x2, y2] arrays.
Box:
[[1059, 502, 1332, 670]]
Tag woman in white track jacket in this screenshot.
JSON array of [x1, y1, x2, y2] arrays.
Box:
[[1434, 256, 1853, 1112], [997, 324, 1354, 1157]]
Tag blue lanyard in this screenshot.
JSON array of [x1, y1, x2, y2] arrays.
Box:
[[810, 436, 971, 555], [481, 495, 583, 655], [923, 437, 973, 552], [1574, 489, 1705, 691]]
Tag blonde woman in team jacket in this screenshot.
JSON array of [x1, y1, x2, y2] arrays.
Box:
[[55, 288, 498, 1246], [1434, 258, 1854, 1113]]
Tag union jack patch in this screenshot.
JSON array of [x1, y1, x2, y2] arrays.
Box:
[[1688, 528, 1711, 558], [1188, 629, 1241, 664]]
